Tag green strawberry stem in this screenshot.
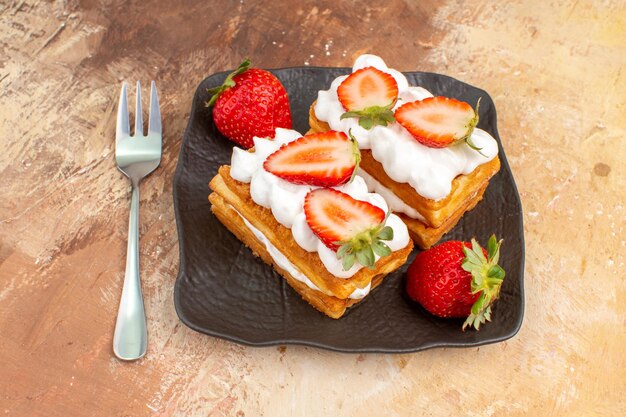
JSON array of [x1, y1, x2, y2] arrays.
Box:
[[336, 213, 394, 270], [463, 98, 488, 157], [340, 101, 396, 130], [347, 129, 362, 184], [206, 58, 251, 107], [461, 234, 505, 331]]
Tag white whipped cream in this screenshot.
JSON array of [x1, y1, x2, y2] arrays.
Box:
[[230, 127, 410, 279], [357, 169, 425, 222], [314, 54, 499, 201], [232, 206, 369, 299]]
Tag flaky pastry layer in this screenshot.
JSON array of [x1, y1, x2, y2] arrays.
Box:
[[211, 192, 393, 319], [208, 166, 413, 316]]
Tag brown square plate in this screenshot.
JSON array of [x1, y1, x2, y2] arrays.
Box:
[[173, 67, 525, 353]]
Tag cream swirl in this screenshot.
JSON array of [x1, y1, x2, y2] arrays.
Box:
[[229, 127, 410, 279]]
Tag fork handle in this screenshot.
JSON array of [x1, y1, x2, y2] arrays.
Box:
[[113, 183, 148, 360]]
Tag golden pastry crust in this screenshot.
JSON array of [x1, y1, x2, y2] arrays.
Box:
[[211, 193, 393, 319], [208, 166, 413, 317], [358, 151, 500, 228], [308, 102, 500, 248], [398, 181, 488, 249]]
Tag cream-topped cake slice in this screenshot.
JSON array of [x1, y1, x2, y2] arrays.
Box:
[[309, 54, 501, 249], [209, 127, 413, 319]]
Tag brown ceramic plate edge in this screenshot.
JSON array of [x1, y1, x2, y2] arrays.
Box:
[[172, 66, 525, 353]]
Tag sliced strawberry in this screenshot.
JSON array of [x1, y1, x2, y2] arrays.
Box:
[[395, 96, 481, 149], [263, 131, 360, 187], [337, 67, 399, 129], [304, 188, 394, 270]]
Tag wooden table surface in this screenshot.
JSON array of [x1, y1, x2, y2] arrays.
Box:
[[1, 0, 624, 416]]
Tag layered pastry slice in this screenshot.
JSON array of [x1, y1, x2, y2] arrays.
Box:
[[209, 128, 413, 319], [309, 54, 501, 249]]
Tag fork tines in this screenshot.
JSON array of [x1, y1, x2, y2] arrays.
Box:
[[116, 81, 161, 141]]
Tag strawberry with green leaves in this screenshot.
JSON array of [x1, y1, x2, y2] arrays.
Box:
[[337, 67, 399, 129], [304, 188, 394, 270], [207, 58, 292, 148], [406, 235, 505, 330], [395, 96, 483, 151]]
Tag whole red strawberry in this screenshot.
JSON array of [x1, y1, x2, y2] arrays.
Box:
[[207, 58, 292, 148], [406, 235, 505, 330]]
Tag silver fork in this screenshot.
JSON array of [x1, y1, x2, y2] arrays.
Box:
[[113, 81, 162, 360]]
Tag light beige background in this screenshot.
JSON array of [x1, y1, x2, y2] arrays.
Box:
[[0, 0, 624, 416]]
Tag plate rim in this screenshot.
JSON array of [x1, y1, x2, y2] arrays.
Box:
[[172, 66, 525, 353]]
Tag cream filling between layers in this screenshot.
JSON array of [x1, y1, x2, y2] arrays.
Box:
[[230, 205, 371, 300]]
